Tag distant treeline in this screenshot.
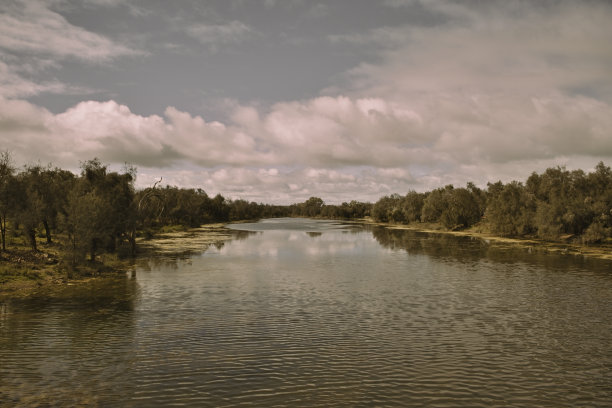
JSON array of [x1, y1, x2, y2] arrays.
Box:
[[284, 162, 612, 245], [1, 150, 610, 267]]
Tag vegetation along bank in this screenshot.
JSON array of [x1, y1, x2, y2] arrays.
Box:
[[1, 149, 610, 297]]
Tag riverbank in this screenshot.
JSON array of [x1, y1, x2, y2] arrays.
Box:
[[3, 218, 610, 299], [0, 224, 234, 300], [358, 217, 612, 261]]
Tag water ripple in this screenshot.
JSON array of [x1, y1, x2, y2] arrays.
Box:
[[2, 220, 612, 406]]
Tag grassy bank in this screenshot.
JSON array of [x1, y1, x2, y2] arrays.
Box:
[[0, 224, 234, 299], [359, 217, 612, 261]]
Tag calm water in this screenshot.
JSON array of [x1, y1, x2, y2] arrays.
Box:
[[1, 218, 612, 407]]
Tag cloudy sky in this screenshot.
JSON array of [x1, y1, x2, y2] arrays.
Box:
[[1, 0, 611, 203]]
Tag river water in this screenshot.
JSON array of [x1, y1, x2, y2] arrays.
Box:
[[1, 218, 611, 406]]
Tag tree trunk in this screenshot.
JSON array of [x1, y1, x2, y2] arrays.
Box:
[[43, 219, 52, 243], [69, 233, 78, 266], [129, 230, 137, 257], [90, 239, 97, 262], [107, 235, 116, 253], [1, 214, 6, 251], [27, 228, 37, 252]]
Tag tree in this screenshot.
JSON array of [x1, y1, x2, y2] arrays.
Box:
[[63, 159, 135, 263], [485, 181, 535, 236], [14, 170, 46, 251], [582, 161, 612, 243], [440, 187, 481, 230], [372, 194, 402, 222], [229, 199, 263, 221], [127, 178, 164, 255], [209, 193, 230, 222], [400, 191, 426, 223], [15, 165, 75, 245], [303, 197, 324, 217], [529, 166, 593, 239], [421, 186, 453, 223], [0, 151, 15, 251]]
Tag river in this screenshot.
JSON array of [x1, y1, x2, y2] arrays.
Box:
[[1, 218, 611, 406]]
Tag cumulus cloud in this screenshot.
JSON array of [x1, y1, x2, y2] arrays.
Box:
[[3, 88, 611, 203], [0, 94, 423, 202], [0, 95, 426, 170]]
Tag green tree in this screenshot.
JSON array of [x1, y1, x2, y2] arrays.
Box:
[[16, 165, 75, 245], [582, 161, 612, 243], [485, 181, 535, 236], [13, 170, 47, 251], [440, 187, 481, 230], [400, 191, 426, 223], [63, 159, 135, 263], [421, 186, 453, 223], [303, 197, 324, 217], [372, 194, 402, 222]]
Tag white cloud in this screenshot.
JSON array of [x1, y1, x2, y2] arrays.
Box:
[[0, 0, 139, 62], [0, 0, 142, 98], [261, 96, 429, 167], [3, 88, 611, 203]]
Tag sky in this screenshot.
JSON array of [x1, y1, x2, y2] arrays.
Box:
[[1, 0, 611, 204]]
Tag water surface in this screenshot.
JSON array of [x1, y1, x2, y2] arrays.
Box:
[[2, 218, 611, 406]]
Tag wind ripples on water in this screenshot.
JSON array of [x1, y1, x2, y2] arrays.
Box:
[[1, 218, 611, 406]]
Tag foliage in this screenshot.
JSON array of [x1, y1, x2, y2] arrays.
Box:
[[485, 181, 535, 236], [62, 159, 135, 263], [0, 151, 16, 251], [418, 185, 483, 229], [368, 161, 612, 243]]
